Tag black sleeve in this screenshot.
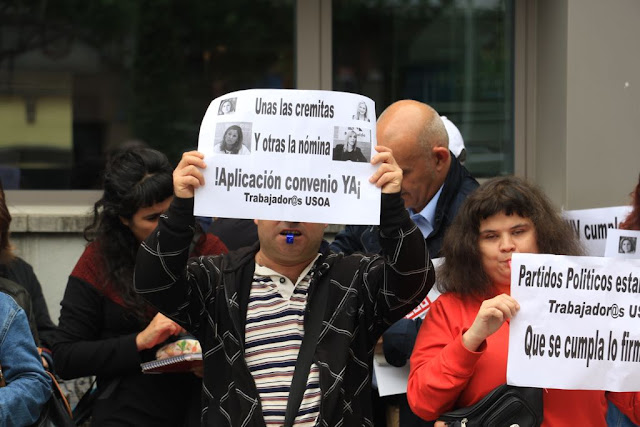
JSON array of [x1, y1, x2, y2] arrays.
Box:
[[53, 277, 141, 380], [134, 196, 217, 336], [366, 193, 434, 329]]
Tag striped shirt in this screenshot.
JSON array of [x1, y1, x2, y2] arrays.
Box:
[[245, 258, 321, 426]]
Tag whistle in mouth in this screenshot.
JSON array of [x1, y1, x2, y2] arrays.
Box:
[[286, 233, 295, 244]]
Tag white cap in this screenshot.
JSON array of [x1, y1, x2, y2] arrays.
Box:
[[440, 116, 466, 163]]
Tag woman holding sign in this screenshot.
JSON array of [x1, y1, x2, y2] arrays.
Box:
[[407, 176, 640, 426]]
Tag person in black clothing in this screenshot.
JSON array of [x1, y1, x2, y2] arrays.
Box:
[[53, 148, 228, 426], [134, 148, 433, 426], [0, 179, 57, 366], [330, 100, 479, 427]]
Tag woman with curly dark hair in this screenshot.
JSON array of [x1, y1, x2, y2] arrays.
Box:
[[407, 176, 640, 426], [53, 147, 227, 426], [433, 176, 582, 298]]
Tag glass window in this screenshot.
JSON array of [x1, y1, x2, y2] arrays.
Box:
[[0, 1, 294, 189], [333, 0, 515, 177]]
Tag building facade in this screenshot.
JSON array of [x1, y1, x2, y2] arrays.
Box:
[[2, 0, 639, 319]]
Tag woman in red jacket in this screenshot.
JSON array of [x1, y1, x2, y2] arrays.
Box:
[[407, 176, 640, 426]]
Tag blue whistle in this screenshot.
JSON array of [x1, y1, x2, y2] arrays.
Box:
[[286, 233, 294, 244]]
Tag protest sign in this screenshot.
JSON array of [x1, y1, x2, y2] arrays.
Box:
[[194, 89, 380, 224], [605, 229, 640, 258], [374, 357, 411, 397], [374, 258, 443, 396], [508, 253, 640, 391], [374, 285, 442, 397], [563, 206, 632, 256], [404, 258, 443, 320]]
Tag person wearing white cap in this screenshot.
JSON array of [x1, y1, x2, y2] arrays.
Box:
[[440, 115, 466, 164]]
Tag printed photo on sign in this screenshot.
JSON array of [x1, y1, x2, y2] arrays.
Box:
[[332, 126, 371, 163], [507, 253, 640, 392], [604, 229, 640, 258], [352, 101, 371, 122], [218, 98, 237, 115], [213, 123, 252, 155], [195, 89, 380, 225], [619, 236, 637, 254]]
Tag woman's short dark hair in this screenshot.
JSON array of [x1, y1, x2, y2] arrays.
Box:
[[222, 125, 244, 154], [438, 176, 583, 298], [85, 147, 173, 317], [0, 179, 14, 263]]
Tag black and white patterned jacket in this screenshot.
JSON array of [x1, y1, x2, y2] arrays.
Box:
[[134, 193, 434, 426]]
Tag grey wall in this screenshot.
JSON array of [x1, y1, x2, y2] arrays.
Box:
[[534, 0, 640, 209], [12, 233, 86, 323]]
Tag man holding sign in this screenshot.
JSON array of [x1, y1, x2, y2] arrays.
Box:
[[134, 145, 433, 426]]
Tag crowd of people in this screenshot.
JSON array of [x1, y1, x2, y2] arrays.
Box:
[[1, 97, 640, 427]]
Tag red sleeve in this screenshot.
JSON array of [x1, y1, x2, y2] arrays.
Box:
[[407, 297, 486, 421], [606, 392, 640, 424], [191, 233, 228, 257]]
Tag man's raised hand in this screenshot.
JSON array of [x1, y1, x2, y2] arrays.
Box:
[[174, 151, 206, 198], [369, 145, 402, 194]]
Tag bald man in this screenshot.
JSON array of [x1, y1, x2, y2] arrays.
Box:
[[330, 100, 478, 427], [330, 100, 478, 258]]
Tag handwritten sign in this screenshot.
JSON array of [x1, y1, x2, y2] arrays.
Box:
[[194, 89, 380, 224], [508, 253, 640, 391]]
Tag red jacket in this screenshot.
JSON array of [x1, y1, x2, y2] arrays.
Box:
[[408, 292, 640, 426]]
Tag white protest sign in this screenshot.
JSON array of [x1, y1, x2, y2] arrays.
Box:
[[374, 357, 411, 397], [194, 89, 380, 224], [605, 229, 640, 258], [507, 253, 640, 391], [374, 258, 443, 396], [562, 206, 632, 256], [404, 257, 443, 320]]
